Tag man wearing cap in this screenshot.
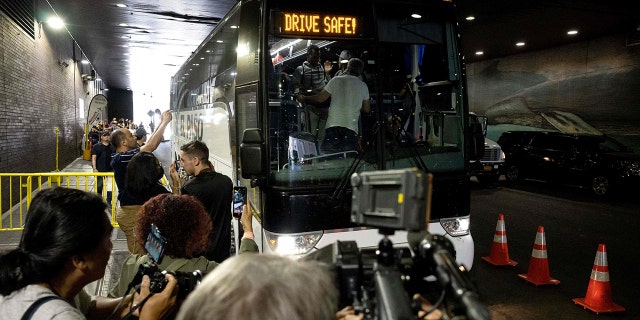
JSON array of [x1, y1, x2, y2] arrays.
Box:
[[334, 50, 352, 77], [91, 131, 115, 197]]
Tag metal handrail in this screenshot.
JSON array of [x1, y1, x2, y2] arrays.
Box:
[[0, 172, 117, 231]]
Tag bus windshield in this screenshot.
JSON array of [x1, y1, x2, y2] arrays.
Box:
[[266, 3, 465, 190]]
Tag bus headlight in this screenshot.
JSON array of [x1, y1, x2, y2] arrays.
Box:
[[264, 230, 323, 256], [440, 217, 470, 236]]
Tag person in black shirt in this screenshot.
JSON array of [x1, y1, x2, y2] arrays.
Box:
[[91, 131, 114, 196], [169, 140, 233, 263], [117, 152, 170, 253]]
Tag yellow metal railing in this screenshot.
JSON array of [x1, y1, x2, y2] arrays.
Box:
[[0, 172, 117, 231]]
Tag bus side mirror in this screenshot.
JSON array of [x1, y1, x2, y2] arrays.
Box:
[[470, 122, 485, 160], [240, 128, 265, 179]]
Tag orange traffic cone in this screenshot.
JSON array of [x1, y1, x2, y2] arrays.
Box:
[[517, 226, 559, 285], [482, 214, 517, 266], [573, 244, 625, 314]]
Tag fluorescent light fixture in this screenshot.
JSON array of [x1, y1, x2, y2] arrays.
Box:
[[119, 23, 128, 27], [81, 59, 90, 64], [116, 3, 127, 8], [567, 30, 578, 35], [411, 13, 422, 19], [47, 16, 64, 29], [466, 16, 475, 21], [475, 51, 484, 55], [516, 42, 525, 47]]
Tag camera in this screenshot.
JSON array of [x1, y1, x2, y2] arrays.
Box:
[[127, 224, 205, 299], [133, 263, 204, 299], [305, 168, 489, 320]]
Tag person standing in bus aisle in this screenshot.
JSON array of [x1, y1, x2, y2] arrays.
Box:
[[296, 58, 370, 154], [291, 44, 333, 145], [334, 50, 352, 77], [91, 131, 114, 202], [110, 110, 172, 202], [168, 140, 234, 263]]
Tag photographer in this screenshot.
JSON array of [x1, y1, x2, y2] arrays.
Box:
[[175, 254, 337, 320], [0, 188, 177, 320], [109, 194, 257, 298]]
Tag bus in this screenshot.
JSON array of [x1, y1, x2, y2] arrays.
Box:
[[170, 0, 483, 268]]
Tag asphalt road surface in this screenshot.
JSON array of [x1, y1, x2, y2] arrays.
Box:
[[468, 178, 639, 320]]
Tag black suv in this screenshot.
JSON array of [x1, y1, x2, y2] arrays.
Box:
[[498, 131, 640, 196]]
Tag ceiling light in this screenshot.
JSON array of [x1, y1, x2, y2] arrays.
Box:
[[466, 16, 475, 21], [47, 16, 65, 29], [81, 59, 90, 64], [516, 42, 525, 47], [116, 3, 127, 8], [411, 13, 421, 19], [567, 30, 578, 35], [119, 23, 128, 27], [475, 51, 484, 55], [230, 25, 238, 29], [216, 40, 223, 43]]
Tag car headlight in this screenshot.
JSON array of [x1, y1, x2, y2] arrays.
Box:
[[440, 217, 470, 236], [264, 230, 323, 256]]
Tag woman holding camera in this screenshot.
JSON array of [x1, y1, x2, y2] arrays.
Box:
[[0, 188, 177, 320], [109, 193, 257, 298]]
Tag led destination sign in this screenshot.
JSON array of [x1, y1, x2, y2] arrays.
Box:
[[275, 12, 360, 36]]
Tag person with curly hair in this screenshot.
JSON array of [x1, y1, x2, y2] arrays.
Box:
[[108, 193, 257, 298], [116, 152, 170, 254]]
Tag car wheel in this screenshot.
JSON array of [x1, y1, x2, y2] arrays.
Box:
[[591, 175, 610, 196], [505, 165, 522, 182], [477, 174, 500, 186]]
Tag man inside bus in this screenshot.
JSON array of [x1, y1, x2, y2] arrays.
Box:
[[296, 58, 370, 155], [168, 140, 233, 263], [291, 44, 333, 145]]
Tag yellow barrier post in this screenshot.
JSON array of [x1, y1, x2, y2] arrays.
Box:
[[54, 127, 60, 172], [82, 124, 91, 161]]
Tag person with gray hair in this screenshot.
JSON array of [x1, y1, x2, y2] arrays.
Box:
[[296, 58, 370, 154], [175, 254, 338, 320]]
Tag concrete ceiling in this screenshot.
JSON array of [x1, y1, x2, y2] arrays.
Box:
[[42, 0, 638, 93]]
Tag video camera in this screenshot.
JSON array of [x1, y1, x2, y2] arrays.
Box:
[[305, 168, 489, 320], [128, 224, 204, 299]]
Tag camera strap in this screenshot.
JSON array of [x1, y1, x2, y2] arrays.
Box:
[[21, 295, 63, 320]]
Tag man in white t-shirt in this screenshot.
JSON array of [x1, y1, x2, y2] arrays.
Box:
[[296, 58, 370, 154]]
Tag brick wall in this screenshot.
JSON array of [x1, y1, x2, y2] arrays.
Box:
[[0, 13, 88, 171], [1, 12, 88, 208]]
